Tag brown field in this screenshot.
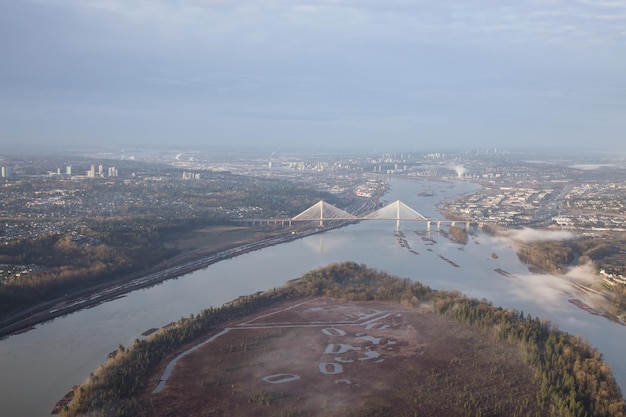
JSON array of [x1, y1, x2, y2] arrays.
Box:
[[144, 297, 548, 417], [155, 224, 293, 271], [163, 225, 271, 253]]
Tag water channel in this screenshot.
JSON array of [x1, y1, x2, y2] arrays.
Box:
[[1, 178, 625, 417]]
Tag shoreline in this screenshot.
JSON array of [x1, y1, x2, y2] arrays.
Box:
[[0, 223, 350, 339]]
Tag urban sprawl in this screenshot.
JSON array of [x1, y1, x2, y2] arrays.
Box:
[[2, 149, 625, 286]]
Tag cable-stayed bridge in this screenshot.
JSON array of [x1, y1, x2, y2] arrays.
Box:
[[246, 200, 472, 231]]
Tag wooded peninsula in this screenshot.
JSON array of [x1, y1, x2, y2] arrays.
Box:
[[60, 262, 625, 417]]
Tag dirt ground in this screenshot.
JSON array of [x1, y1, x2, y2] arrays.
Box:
[[163, 225, 273, 253], [144, 298, 548, 417]]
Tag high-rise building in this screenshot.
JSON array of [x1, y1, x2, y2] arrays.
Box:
[[1, 166, 11, 178], [87, 164, 96, 178], [66, 166, 72, 175]]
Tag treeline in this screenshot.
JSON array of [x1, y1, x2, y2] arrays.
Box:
[[433, 293, 625, 417], [570, 238, 616, 267], [0, 235, 131, 315], [448, 225, 469, 244], [0, 218, 185, 316], [61, 262, 625, 417], [516, 237, 620, 274], [517, 241, 575, 273], [61, 284, 301, 416], [285, 261, 431, 305]]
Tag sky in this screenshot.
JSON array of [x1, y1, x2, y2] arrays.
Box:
[[1, 0, 625, 152]]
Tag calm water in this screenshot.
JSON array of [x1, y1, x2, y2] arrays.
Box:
[[1, 178, 625, 417]]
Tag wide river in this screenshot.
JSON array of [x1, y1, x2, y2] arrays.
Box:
[[2, 178, 626, 417]]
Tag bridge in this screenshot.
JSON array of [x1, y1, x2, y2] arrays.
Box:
[[247, 200, 473, 231]]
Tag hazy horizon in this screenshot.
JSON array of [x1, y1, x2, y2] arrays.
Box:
[[2, 1, 625, 152]]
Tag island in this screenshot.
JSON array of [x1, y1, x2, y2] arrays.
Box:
[[59, 262, 625, 417]]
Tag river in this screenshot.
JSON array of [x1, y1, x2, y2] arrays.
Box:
[[1, 178, 625, 417]]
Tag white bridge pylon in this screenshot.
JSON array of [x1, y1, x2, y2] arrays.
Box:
[[286, 199, 470, 230], [366, 200, 430, 230], [291, 200, 358, 226], [365, 200, 429, 221]]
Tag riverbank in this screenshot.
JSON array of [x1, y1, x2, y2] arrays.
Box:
[[60, 263, 626, 417], [6, 177, 626, 417], [0, 223, 349, 339]]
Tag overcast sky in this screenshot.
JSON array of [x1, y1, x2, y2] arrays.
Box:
[[1, 0, 625, 152]]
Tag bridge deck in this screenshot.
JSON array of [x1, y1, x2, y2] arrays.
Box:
[[243, 200, 474, 227]]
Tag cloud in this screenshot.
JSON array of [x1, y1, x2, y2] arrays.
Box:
[[507, 263, 600, 311], [14, 0, 626, 46], [508, 272, 574, 309], [2, 0, 626, 149], [562, 262, 598, 285], [500, 227, 577, 243]]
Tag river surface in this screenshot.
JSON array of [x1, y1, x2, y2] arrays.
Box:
[[1, 178, 626, 417]]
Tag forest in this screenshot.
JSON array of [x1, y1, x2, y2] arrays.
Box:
[[515, 237, 620, 274], [61, 262, 625, 417], [0, 218, 208, 316], [448, 224, 469, 244]]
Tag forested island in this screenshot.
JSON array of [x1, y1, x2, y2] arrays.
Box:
[[60, 262, 625, 417]]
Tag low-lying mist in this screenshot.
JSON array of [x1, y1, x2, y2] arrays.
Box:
[[500, 227, 577, 243], [489, 228, 608, 314]]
